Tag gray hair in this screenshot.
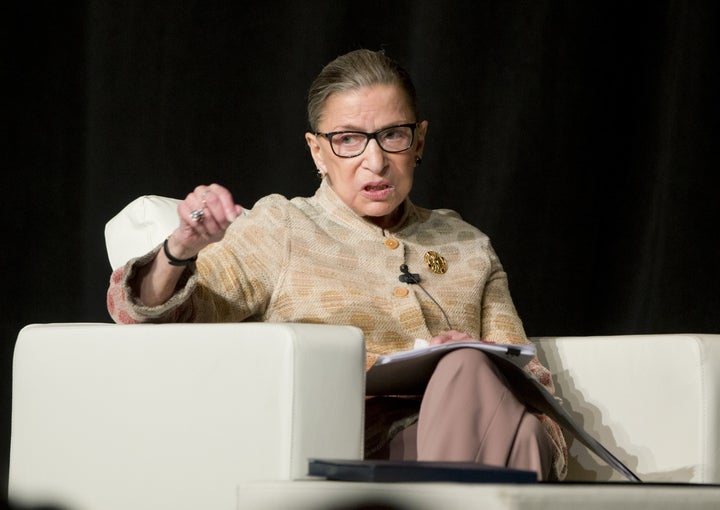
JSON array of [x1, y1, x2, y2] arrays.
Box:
[[307, 49, 419, 132]]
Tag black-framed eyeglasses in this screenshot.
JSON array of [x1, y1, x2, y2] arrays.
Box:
[[315, 122, 418, 158]]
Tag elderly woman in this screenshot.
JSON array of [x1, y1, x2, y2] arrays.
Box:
[[107, 49, 568, 480]]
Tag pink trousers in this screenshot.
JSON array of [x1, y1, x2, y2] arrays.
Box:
[[366, 348, 553, 480]]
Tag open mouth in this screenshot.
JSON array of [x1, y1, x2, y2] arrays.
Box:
[[361, 183, 394, 201], [363, 183, 393, 192]]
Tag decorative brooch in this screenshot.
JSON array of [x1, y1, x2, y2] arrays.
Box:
[[423, 251, 448, 274]]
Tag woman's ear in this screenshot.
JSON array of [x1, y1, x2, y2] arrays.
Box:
[[305, 132, 326, 174]]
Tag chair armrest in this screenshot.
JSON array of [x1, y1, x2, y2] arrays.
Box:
[[10, 322, 366, 510], [534, 334, 720, 483]]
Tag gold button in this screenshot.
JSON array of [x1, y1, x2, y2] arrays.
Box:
[[384, 238, 400, 250], [393, 287, 409, 298]]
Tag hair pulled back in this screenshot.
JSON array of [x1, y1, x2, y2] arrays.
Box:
[[307, 49, 418, 132]]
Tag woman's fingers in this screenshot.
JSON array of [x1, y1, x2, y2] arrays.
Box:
[[206, 183, 242, 223], [428, 330, 477, 346], [185, 185, 241, 228], [199, 184, 242, 229], [174, 183, 244, 252]]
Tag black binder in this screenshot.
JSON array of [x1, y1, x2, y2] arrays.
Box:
[[308, 459, 537, 483]]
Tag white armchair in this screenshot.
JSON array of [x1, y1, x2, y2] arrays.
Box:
[[9, 195, 720, 510]]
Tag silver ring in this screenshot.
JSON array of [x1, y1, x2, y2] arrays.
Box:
[[189, 208, 205, 223]]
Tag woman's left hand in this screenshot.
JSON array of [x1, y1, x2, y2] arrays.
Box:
[[429, 330, 482, 346]]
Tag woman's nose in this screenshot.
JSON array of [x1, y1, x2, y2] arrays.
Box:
[[363, 139, 387, 173]]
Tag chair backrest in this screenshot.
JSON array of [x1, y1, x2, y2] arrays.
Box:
[[104, 195, 181, 269]]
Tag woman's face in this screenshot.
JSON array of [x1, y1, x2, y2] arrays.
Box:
[[305, 84, 428, 229]]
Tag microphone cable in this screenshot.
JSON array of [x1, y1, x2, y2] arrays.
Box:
[[399, 264, 453, 331]]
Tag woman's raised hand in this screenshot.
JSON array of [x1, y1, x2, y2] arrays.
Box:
[[167, 184, 244, 260], [135, 183, 243, 307]]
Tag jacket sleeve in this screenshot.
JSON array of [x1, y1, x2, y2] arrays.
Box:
[[106, 245, 199, 324], [106, 197, 290, 324]]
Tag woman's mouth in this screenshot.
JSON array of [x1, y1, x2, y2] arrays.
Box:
[[362, 183, 394, 199]]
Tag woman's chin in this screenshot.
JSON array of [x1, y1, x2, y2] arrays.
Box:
[[363, 206, 402, 228]]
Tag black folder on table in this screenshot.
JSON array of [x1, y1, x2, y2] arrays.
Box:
[[308, 459, 537, 483]]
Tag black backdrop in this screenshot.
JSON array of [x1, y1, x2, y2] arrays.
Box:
[[4, 0, 720, 497]]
